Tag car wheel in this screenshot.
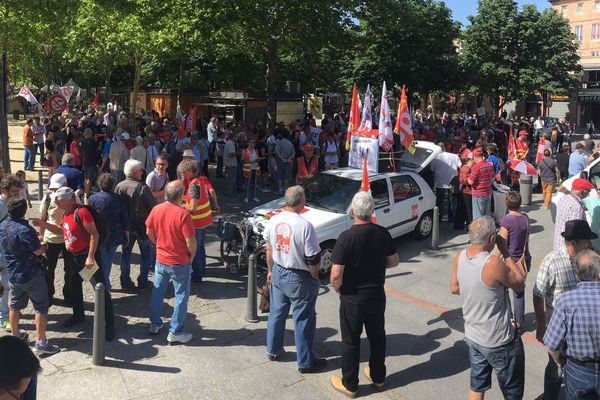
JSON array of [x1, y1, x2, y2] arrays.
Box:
[[319, 241, 335, 276], [413, 211, 433, 239]]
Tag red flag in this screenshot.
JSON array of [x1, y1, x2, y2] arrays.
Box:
[[345, 83, 360, 151], [508, 124, 517, 160], [360, 157, 377, 223], [394, 85, 415, 154], [91, 89, 100, 110]]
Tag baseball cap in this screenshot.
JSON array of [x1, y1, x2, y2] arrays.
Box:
[[120, 132, 130, 140], [572, 178, 594, 191], [48, 173, 67, 189], [518, 130, 528, 136], [461, 149, 473, 161], [50, 186, 75, 200]]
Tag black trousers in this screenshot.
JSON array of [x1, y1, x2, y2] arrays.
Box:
[[340, 287, 386, 391], [66, 251, 114, 328], [45, 242, 71, 302]]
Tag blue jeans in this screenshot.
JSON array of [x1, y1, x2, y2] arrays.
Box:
[[472, 195, 492, 219], [565, 359, 600, 399], [466, 336, 525, 399], [97, 245, 118, 291], [24, 145, 36, 170], [149, 261, 191, 334], [0, 267, 8, 320], [120, 232, 154, 287], [267, 264, 320, 369], [191, 228, 206, 281]]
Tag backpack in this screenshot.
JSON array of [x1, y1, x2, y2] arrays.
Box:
[[74, 205, 109, 247]]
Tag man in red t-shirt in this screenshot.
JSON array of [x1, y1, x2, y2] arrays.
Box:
[[146, 180, 197, 344], [33, 187, 115, 341], [467, 149, 495, 219]]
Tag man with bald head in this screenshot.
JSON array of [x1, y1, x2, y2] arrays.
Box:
[[146, 180, 197, 345]]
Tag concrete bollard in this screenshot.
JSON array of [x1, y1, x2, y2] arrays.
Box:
[[432, 206, 440, 250], [92, 283, 105, 366], [37, 169, 43, 201], [245, 253, 259, 323]]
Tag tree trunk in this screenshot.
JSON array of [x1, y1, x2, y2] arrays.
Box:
[[132, 52, 141, 114], [0, 47, 9, 173], [264, 41, 277, 129], [177, 56, 185, 106], [105, 70, 112, 97]]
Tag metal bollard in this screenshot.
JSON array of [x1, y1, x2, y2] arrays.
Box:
[[92, 282, 105, 366], [432, 206, 440, 250], [37, 169, 43, 201], [245, 254, 259, 323]]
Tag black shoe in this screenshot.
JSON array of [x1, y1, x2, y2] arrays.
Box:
[[62, 315, 85, 328], [121, 281, 136, 291], [298, 357, 327, 374], [268, 352, 284, 361], [105, 327, 115, 342]]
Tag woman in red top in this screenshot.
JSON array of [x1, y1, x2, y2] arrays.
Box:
[[69, 131, 83, 169], [455, 152, 474, 230]]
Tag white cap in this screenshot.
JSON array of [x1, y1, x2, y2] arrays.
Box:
[[182, 149, 195, 158], [120, 131, 130, 140], [48, 173, 67, 189], [50, 186, 75, 200]]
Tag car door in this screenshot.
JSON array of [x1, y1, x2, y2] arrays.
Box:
[[370, 178, 394, 229], [389, 175, 423, 237]]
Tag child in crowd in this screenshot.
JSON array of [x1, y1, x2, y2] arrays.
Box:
[[15, 170, 32, 208]]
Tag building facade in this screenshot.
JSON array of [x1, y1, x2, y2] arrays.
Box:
[[551, 0, 600, 129]]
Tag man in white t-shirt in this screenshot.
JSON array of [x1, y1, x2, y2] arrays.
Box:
[[534, 115, 545, 137], [263, 185, 326, 374], [430, 143, 462, 221]]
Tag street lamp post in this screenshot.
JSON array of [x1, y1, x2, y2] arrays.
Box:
[[42, 44, 54, 110]]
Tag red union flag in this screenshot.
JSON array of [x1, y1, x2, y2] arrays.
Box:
[[345, 83, 360, 151], [395, 85, 415, 154], [18, 86, 38, 105], [360, 157, 377, 223], [378, 81, 393, 152]]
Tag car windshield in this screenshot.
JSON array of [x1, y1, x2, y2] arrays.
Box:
[[397, 146, 433, 169], [303, 174, 361, 214]]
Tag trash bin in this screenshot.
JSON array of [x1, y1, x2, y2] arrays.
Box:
[[436, 187, 451, 222], [493, 182, 511, 223], [519, 174, 533, 205]]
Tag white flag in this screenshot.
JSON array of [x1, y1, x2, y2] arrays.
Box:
[[378, 81, 393, 152], [358, 84, 372, 131], [59, 86, 74, 102], [18, 86, 38, 105]]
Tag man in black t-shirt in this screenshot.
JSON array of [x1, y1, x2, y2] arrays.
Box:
[[329, 191, 399, 397], [80, 128, 99, 198]]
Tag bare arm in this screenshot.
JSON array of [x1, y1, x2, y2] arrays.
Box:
[[147, 227, 156, 245], [450, 253, 460, 295], [31, 218, 63, 235], [185, 235, 197, 261], [33, 244, 47, 256], [330, 264, 344, 293], [386, 253, 399, 268], [548, 349, 566, 367], [84, 222, 99, 268], [533, 294, 547, 343], [485, 255, 525, 292], [209, 188, 220, 211]]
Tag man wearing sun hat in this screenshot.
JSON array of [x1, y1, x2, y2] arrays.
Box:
[[553, 178, 593, 251]]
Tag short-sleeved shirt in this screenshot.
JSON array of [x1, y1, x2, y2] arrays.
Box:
[[54, 165, 84, 190], [331, 223, 396, 295], [0, 218, 42, 284], [431, 152, 461, 188], [469, 161, 494, 197], [40, 193, 81, 244], [274, 138, 295, 161], [81, 138, 99, 167], [223, 140, 238, 167], [145, 201, 195, 266], [500, 213, 530, 261], [145, 170, 169, 204], [61, 207, 94, 254], [533, 247, 579, 321], [23, 125, 34, 146], [538, 157, 558, 183], [262, 210, 320, 271], [569, 152, 587, 178], [553, 195, 586, 251], [89, 191, 129, 247]]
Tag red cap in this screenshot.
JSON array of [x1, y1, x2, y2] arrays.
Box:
[[519, 130, 528, 136], [472, 148, 484, 157], [461, 149, 473, 161], [304, 143, 314, 152], [572, 178, 594, 191]]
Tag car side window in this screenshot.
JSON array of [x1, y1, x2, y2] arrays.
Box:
[[390, 175, 421, 203], [370, 179, 390, 208]]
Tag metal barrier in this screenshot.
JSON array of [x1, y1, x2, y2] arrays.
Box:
[[92, 282, 105, 366], [431, 206, 440, 250], [37, 170, 43, 201], [245, 254, 259, 323]]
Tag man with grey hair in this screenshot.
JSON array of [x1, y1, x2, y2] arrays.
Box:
[[115, 159, 157, 290], [263, 185, 326, 373], [544, 249, 600, 398], [146, 180, 197, 344], [329, 191, 398, 397], [54, 153, 84, 194], [450, 216, 526, 399]]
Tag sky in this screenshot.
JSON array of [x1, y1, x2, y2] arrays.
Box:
[[444, 0, 551, 26]]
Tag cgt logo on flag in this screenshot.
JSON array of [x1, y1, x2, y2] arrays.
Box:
[[18, 86, 38, 105]]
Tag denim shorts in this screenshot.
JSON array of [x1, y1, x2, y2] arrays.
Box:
[[466, 335, 525, 399], [9, 270, 49, 314]]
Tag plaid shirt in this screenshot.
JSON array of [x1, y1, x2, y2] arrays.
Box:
[[544, 282, 600, 360], [533, 247, 579, 320], [553, 194, 586, 251]]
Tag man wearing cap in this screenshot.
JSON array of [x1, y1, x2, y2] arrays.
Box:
[[553, 178, 592, 251], [569, 143, 588, 178], [39, 173, 79, 304], [534, 219, 596, 400], [467, 148, 495, 219], [544, 249, 600, 399], [516, 130, 529, 160], [296, 144, 318, 185], [32, 187, 115, 341]]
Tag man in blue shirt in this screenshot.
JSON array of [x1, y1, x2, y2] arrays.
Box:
[[54, 153, 84, 195], [569, 143, 588, 178], [544, 249, 600, 398], [0, 197, 59, 355]]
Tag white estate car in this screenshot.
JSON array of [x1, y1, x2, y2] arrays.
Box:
[[249, 167, 436, 274]]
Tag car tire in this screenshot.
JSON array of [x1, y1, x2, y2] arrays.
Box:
[[318, 241, 335, 277], [413, 211, 433, 239]]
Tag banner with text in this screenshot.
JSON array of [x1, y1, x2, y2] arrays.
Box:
[[349, 135, 379, 173]]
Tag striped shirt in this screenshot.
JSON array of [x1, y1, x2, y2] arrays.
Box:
[[533, 247, 579, 321], [468, 161, 494, 197], [553, 194, 586, 251], [544, 282, 600, 360]]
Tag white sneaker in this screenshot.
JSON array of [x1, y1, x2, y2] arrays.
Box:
[[149, 323, 163, 335], [167, 332, 193, 345], [253, 197, 260, 202], [244, 198, 248, 203]]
